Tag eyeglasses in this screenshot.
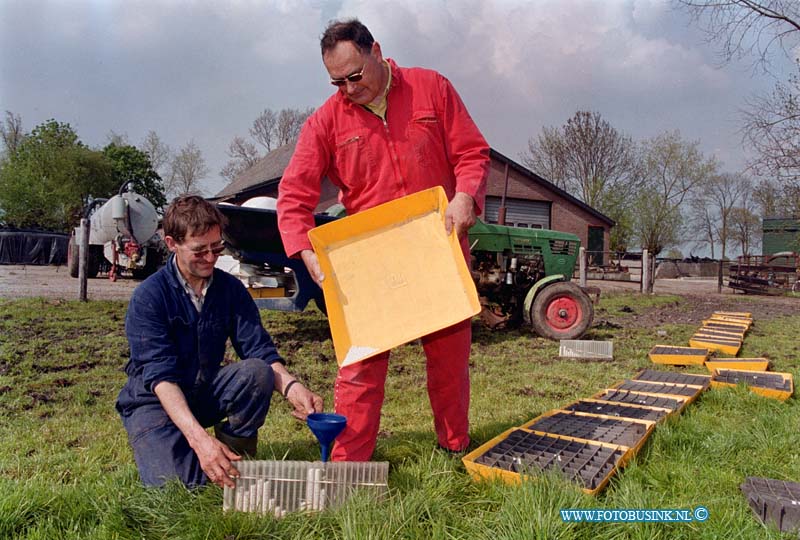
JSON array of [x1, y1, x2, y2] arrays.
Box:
[[187, 242, 226, 259], [330, 65, 365, 86]]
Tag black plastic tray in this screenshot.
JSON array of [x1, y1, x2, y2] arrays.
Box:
[[472, 429, 625, 491]]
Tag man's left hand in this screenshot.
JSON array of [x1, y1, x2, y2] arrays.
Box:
[[285, 382, 324, 421], [445, 192, 477, 239]]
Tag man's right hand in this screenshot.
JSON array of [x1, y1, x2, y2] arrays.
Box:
[[300, 249, 325, 286], [193, 432, 241, 489]]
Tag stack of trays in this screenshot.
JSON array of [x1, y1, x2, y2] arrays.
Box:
[[741, 477, 800, 534], [689, 311, 752, 356], [711, 369, 794, 401], [463, 368, 709, 495]]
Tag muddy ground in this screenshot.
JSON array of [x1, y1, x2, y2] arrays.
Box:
[[0, 264, 797, 325]]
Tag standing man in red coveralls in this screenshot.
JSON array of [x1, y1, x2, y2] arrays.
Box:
[[277, 18, 490, 461]]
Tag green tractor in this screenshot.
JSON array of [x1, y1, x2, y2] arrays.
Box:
[[469, 220, 594, 340]]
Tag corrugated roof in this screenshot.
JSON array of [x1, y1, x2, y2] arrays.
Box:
[[213, 141, 297, 200]]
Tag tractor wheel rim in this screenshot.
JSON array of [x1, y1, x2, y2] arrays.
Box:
[[545, 295, 581, 330]]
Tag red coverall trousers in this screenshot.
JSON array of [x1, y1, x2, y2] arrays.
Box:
[[331, 239, 472, 462]]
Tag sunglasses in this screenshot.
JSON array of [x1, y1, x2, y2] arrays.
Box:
[[330, 65, 365, 86], [187, 242, 226, 259]]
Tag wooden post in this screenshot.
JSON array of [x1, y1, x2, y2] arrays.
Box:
[[717, 259, 723, 294], [650, 254, 656, 293], [79, 218, 89, 302], [579, 246, 587, 287], [641, 249, 649, 294]]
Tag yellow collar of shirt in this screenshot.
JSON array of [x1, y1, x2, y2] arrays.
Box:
[[364, 59, 392, 120]]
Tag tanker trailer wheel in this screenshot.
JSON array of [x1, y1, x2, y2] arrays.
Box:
[[530, 281, 594, 340], [67, 235, 79, 278]]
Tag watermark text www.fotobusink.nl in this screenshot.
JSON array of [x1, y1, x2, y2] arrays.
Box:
[[560, 506, 709, 523]]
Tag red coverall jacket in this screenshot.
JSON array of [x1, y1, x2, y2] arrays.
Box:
[[277, 59, 490, 460], [277, 58, 490, 257]]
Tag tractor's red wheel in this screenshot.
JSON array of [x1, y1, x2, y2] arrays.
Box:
[[530, 282, 594, 340]]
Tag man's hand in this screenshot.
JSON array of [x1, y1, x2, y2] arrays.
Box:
[[445, 192, 477, 239], [300, 249, 325, 286], [285, 381, 324, 421], [193, 432, 242, 489], [153, 380, 241, 489]]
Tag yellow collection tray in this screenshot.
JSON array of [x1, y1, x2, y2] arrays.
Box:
[[648, 345, 709, 365], [710, 369, 794, 401], [591, 388, 691, 415], [462, 427, 631, 496], [701, 319, 750, 332], [712, 311, 752, 319], [704, 358, 770, 372], [689, 336, 741, 356], [709, 315, 752, 327], [308, 187, 480, 367], [518, 409, 655, 457]]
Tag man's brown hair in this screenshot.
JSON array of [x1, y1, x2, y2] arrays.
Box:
[[320, 18, 374, 55], [163, 195, 227, 243]]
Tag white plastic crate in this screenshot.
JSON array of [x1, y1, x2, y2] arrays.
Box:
[[222, 460, 389, 517], [559, 340, 613, 360]]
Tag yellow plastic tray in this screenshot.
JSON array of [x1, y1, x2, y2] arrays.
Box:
[[648, 345, 709, 365], [712, 311, 752, 319], [710, 369, 793, 401], [518, 409, 655, 456], [308, 187, 480, 366], [462, 427, 630, 495], [689, 336, 741, 356], [704, 358, 770, 372]]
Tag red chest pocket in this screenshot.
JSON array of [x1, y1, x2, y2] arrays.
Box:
[[333, 131, 375, 189], [408, 111, 444, 169]]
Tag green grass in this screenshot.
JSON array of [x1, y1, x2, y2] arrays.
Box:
[[1, 294, 799, 539]]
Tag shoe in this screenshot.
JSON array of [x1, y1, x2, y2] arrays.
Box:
[[214, 424, 258, 458]]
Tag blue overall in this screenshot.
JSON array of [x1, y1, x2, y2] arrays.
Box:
[[116, 256, 284, 487]]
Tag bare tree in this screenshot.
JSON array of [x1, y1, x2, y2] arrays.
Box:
[[250, 109, 278, 152], [742, 69, 800, 185], [701, 172, 751, 260], [221, 107, 314, 183], [275, 107, 313, 147], [167, 140, 208, 198], [521, 111, 637, 209], [0, 111, 24, 154], [677, 0, 800, 70], [105, 130, 129, 147], [140, 130, 172, 177], [633, 131, 718, 255], [678, 1, 800, 197], [730, 184, 762, 255], [730, 207, 762, 256], [220, 136, 260, 182]]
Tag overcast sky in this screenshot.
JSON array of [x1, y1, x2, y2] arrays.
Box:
[[1, 0, 793, 198]]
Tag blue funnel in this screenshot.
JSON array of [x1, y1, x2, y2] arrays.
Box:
[[307, 413, 347, 462]]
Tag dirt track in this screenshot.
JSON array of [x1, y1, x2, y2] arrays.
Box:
[[0, 264, 140, 301], [0, 265, 797, 324]]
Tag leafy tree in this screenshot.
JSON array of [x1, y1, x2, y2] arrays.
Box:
[[102, 143, 167, 211], [0, 120, 116, 230], [633, 131, 718, 255]]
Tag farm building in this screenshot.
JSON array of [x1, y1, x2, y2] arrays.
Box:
[[213, 143, 614, 254], [762, 217, 800, 255]]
